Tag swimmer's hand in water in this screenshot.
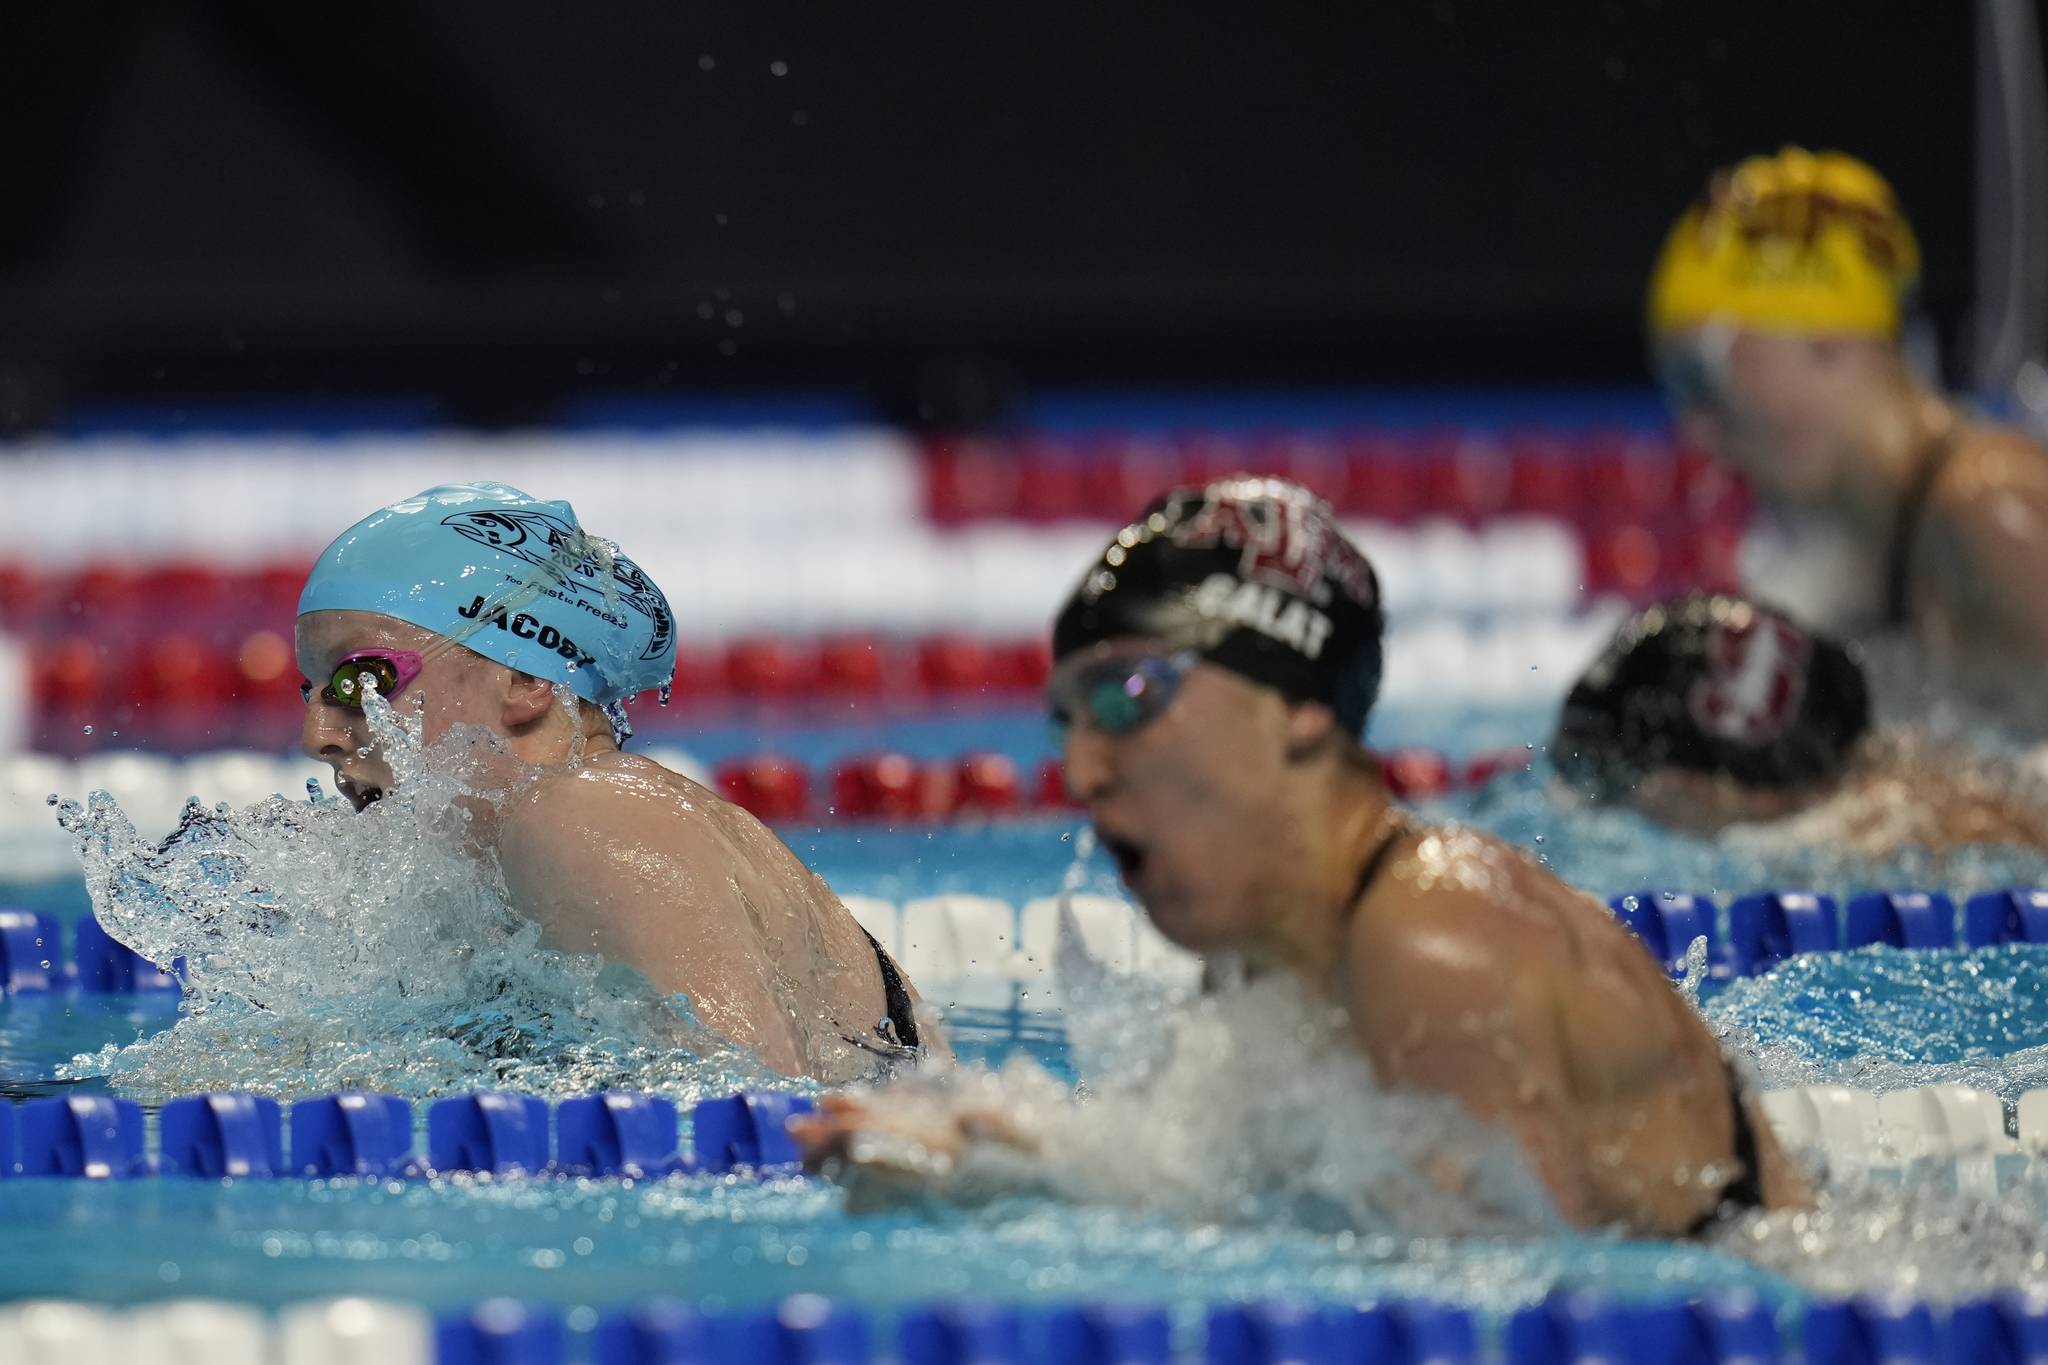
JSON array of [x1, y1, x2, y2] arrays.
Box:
[[790, 1091, 1042, 1211]]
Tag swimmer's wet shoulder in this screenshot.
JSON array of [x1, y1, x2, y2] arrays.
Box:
[[494, 755, 933, 1080], [1340, 827, 1799, 1235], [1913, 425, 2048, 673]]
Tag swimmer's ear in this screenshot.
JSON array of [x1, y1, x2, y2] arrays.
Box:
[[499, 669, 558, 729], [1283, 699, 1339, 759]]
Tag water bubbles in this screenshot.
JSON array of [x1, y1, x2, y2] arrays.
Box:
[[57, 688, 770, 1103], [657, 680, 672, 708], [81, 725, 93, 735]]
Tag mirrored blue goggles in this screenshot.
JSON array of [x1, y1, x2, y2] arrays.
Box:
[[1049, 649, 1200, 737]]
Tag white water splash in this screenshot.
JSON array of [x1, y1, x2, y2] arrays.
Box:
[[51, 691, 776, 1103]]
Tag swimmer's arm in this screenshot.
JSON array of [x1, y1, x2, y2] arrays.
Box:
[[496, 771, 808, 1075], [1346, 900, 1598, 1227], [1934, 438, 2048, 659]]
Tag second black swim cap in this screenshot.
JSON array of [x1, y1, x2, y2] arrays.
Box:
[[1052, 476, 1385, 735], [1553, 593, 1871, 796]]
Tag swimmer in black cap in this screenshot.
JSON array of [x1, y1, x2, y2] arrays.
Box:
[[797, 477, 1807, 1239], [1556, 593, 2048, 855]]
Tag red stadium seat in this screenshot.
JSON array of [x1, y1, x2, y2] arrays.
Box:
[[1504, 429, 1585, 519], [31, 636, 109, 709], [137, 564, 234, 633], [665, 647, 727, 707], [1584, 429, 1679, 518], [1036, 758, 1081, 809], [251, 562, 317, 623], [925, 436, 1023, 523], [58, 563, 147, 635], [0, 564, 49, 630], [126, 636, 236, 705], [1418, 430, 1512, 521], [1175, 432, 1254, 490], [831, 752, 925, 820], [724, 637, 819, 700], [984, 639, 1051, 692], [1013, 437, 1089, 522], [1337, 430, 1423, 521], [916, 636, 990, 694], [952, 751, 1022, 815], [1677, 446, 1751, 526], [716, 755, 810, 823], [1583, 518, 1695, 600], [816, 636, 886, 696], [234, 629, 300, 706], [1076, 434, 1180, 519], [1250, 431, 1346, 506]]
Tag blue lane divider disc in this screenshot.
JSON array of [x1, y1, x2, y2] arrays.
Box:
[[556, 1092, 682, 1179], [593, 1300, 710, 1365], [899, 1304, 1028, 1365], [1963, 888, 2048, 948], [159, 1092, 284, 1178], [1041, 1304, 1174, 1365], [437, 1299, 566, 1365], [18, 1095, 149, 1179], [428, 1093, 552, 1176], [290, 1092, 418, 1178], [776, 1294, 872, 1364], [0, 910, 63, 993], [1844, 891, 1956, 952], [689, 1092, 817, 1176]]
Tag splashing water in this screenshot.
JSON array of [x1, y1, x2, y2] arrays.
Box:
[[51, 688, 775, 1103], [853, 833, 1562, 1239], [1450, 762, 2048, 899]]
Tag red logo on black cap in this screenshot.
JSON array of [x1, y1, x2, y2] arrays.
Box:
[[1171, 481, 1376, 609], [1687, 609, 1810, 744]]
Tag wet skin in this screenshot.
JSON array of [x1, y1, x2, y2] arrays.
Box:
[[296, 608, 938, 1080], [1664, 325, 2048, 687], [798, 644, 1809, 1236]]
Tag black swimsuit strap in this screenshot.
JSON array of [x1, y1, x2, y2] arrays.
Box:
[[858, 926, 921, 1052], [1883, 429, 1959, 629], [1345, 816, 1411, 919], [1687, 1058, 1767, 1238]]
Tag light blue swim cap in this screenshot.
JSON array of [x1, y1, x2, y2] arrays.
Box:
[[298, 482, 677, 712]]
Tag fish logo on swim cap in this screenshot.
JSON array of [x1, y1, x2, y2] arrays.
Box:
[[299, 482, 677, 710], [1648, 146, 1920, 338], [1053, 476, 1385, 735]]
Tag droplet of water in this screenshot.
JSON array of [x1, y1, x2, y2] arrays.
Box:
[[657, 681, 672, 708], [81, 725, 93, 735], [1533, 834, 1545, 845]]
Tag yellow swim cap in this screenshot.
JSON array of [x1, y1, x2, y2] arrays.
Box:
[[1647, 146, 1920, 337]]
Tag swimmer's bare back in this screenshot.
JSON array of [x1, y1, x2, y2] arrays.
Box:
[[1341, 827, 1808, 1236], [1906, 422, 2048, 685], [493, 751, 938, 1081]]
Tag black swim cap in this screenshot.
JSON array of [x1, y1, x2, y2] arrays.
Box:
[[1052, 476, 1385, 735], [1553, 593, 1871, 797]]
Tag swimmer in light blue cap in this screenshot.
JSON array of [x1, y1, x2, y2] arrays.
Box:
[[296, 482, 938, 1081]]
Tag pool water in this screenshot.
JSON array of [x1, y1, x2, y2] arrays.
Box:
[[3, 731, 2048, 1316]]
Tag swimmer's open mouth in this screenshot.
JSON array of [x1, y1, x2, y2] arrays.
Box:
[[1097, 830, 1147, 889], [336, 776, 385, 812]]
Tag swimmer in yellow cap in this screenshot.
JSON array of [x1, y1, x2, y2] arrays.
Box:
[[1649, 147, 2048, 700]]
